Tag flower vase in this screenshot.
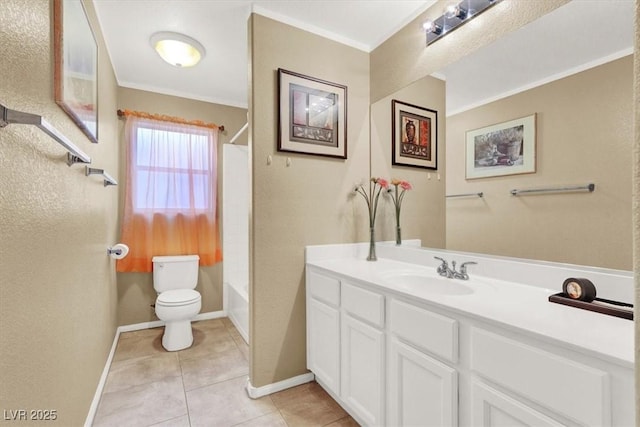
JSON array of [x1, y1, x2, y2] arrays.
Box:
[[395, 225, 402, 245], [367, 226, 377, 261]]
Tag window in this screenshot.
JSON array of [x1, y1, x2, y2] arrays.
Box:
[[118, 115, 222, 273], [133, 124, 213, 212]]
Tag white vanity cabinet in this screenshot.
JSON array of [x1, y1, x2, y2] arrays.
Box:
[[306, 263, 634, 427], [387, 299, 459, 427], [340, 281, 386, 426], [306, 270, 341, 395], [306, 270, 386, 425], [468, 327, 633, 427]]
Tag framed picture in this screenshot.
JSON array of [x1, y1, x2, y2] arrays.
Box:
[[392, 100, 437, 169], [466, 114, 536, 179], [53, 0, 99, 144], [277, 69, 347, 159]]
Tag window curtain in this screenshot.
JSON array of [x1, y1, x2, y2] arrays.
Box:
[[117, 116, 222, 273]]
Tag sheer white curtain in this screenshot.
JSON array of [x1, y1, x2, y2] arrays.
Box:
[[118, 116, 221, 273]]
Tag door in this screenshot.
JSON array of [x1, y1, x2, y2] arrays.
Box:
[[388, 337, 457, 426]]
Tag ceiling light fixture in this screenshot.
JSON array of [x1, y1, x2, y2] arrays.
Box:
[[150, 31, 206, 68], [424, 0, 502, 46]]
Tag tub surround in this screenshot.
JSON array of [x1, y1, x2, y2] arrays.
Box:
[[305, 242, 633, 426], [222, 144, 249, 344]]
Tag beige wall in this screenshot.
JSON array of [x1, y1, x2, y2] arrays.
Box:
[[370, 0, 569, 103], [634, 3, 640, 424], [370, 76, 447, 247], [249, 14, 370, 386], [116, 87, 247, 326], [446, 56, 633, 270], [0, 0, 119, 424]]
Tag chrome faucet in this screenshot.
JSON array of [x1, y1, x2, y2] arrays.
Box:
[[453, 261, 477, 281], [434, 257, 455, 278], [434, 257, 477, 280]]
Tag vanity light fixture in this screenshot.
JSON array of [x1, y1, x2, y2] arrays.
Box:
[[444, 4, 467, 20], [150, 31, 206, 68], [424, 0, 502, 46]]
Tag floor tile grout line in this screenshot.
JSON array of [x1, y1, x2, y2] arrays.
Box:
[[176, 348, 194, 427], [99, 319, 358, 427]]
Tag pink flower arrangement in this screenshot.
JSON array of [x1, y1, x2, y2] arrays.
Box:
[[389, 179, 412, 230], [354, 177, 389, 228]]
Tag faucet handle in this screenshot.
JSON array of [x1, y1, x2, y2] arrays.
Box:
[[434, 256, 448, 275], [459, 261, 477, 273], [434, 256, 447, 266]]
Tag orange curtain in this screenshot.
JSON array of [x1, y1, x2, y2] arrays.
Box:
[[117, 116, 222, 273]]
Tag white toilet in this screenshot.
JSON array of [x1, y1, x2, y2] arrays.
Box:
[[152, 255, 202, 351]]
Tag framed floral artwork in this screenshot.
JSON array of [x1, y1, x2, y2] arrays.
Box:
[[465, 114, 536, 179], [277, 69, 347, 159], [392, 100, 437, 169], [53, 0, 99, 143]]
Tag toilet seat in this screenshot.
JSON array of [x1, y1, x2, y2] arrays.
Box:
[[157, 289, 201, 307]]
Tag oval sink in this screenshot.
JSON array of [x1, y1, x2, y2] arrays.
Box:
[[381, 271, 474, 295]]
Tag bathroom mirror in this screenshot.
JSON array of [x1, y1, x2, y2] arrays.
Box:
[[371, 1, 634, 271]]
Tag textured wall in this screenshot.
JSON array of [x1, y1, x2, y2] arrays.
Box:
[[249, 14, 370, 387], [634, 2, 640, 424], [370, 76, 447, 248], [370, 0, 569, 103], [447, 56, 633, 270], [115, 87, 247, 326], [0, 0, 119, 424]]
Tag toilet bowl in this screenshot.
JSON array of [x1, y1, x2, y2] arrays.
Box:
[[155, 289, 202, 351], [152, 255, 201, 351]]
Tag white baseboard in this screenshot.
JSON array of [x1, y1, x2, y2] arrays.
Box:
[[84, 328, 121, 427], [84, 310, 226, 425], [194, 310, 227, 322], [245, 372, 315, 399], [117, 310, 227, 333]]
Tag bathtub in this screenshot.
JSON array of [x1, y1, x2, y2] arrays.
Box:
[[225, 281, 248, 344]]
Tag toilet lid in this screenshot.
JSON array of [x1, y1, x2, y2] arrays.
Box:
[[157, 289, 201, 306]]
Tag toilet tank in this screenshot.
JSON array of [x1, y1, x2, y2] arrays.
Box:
[[152, 255, 200, 292]]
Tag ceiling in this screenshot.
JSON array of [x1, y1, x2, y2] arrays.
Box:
[[93, 0, 437, 109], [93, 0, 634, 114], [441, 0, 634, 115]]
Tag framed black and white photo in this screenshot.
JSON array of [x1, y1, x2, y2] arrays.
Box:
[[466, 114, 536, 179], [277, 69, 347, 159], [392, 100, 437, 169]]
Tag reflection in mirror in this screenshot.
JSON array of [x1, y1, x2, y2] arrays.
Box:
[[374, 1, 634, 270], [444, 0, 633, 270]]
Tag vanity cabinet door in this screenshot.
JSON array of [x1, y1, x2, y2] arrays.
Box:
[[388, 337, 457, 427], [307, 298, 340, 394], [341, 313, 385, 426], [471, 381, 564, 427]]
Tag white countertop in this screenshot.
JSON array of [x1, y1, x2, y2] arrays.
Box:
[[306, 256, 634, 368]]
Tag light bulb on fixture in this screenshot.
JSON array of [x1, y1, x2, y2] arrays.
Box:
[[150, 32, 206, 68], [444, 4, 467, 20], [422, 20, 442, 35]]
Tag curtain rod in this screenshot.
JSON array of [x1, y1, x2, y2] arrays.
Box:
[[116, 109, 224, 131]]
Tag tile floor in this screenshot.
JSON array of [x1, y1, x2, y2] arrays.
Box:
[[93, 318, 359, 427]]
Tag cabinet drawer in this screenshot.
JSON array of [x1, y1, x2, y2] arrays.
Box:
[[389, 299, 458, 363], [308, 270, 340, 307], [471, 328, 610, 426], [342, 282, 384, 328]]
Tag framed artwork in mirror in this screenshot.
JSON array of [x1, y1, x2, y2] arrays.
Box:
[[466, 114, 536, 179], [53, 0, 99, 144], [392, 100, 437, 169], [277, 69, 347, 159]]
